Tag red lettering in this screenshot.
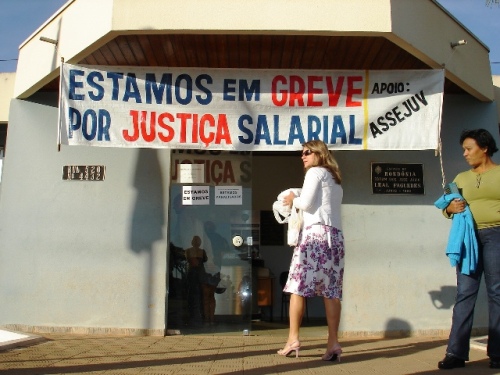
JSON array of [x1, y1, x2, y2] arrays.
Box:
[[191, 114, 198, 143], [141, 111, 156, 142], [177, 113, 191, 143], [270, 75, 364, 108], [124, 110, 141, 141], [289, 75, 305, 106], [157, 112, 175, 142], [325, 76, 344, 106], [214, 114, 232, 145], [347, 76, 363, 107], [199, 114, 215, 146], [307, 76, 323, 107], [271, 76, 287, 106], [125, 111, 231, 146]]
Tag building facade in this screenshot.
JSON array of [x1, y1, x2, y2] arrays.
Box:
[[0, 0, 499, 337]]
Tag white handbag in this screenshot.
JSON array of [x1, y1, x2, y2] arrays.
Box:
[[272, 188, 302, 224], [287, 204, 303, 246], [272, 188, 303, 246]]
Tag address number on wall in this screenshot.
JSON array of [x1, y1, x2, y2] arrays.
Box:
[[63, 165, 106, 181]]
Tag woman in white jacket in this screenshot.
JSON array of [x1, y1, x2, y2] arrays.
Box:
[[278, 140, 345, 362]]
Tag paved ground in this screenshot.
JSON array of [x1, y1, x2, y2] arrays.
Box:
[[0, 324, 498, 375]]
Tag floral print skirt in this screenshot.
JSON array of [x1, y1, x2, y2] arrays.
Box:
[[284, 224, 345, 300]]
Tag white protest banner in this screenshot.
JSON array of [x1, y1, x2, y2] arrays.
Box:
[[60, 63, 444, 150]]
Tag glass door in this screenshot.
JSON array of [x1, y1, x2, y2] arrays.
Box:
[[167, 150, 254, 334]]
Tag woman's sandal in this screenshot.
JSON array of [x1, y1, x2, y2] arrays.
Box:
[[322, 344, 342, 362], [277, 340, 301, 358]]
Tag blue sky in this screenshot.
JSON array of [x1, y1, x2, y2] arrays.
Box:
[[0, 0, 67, 72], [436, 0, 500, 74], [0, 0, 499, 74]]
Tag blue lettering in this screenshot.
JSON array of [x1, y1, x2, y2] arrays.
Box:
[[68, 107, 81, 138], [87, 71, 104, 101], [123, 74, 142, 103], [145, 73, 173, 104], [308, 116, 322, 141], [273, 115, 286, 145], [195, 74, 213, 105], [235, 114, 359, 147], [67, 108, 111, 141], [107, 72, 124, 101], [255, 115, 272, 145], [237, 114, 254, 144], [330, 115, 347, 144], [98, 110, 111, 141], [288, 116, 305, 144], [223, 79, 237, 101], [82, 110, 98, 140], [68, 69, 84, 100], [175, 74, 192, 105], [348, 115, 362, 145], [322, 115, 329, 143], [239, 80, 260, 101]]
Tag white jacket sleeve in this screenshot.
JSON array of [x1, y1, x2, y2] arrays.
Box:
[[293, 168, 320, 212]]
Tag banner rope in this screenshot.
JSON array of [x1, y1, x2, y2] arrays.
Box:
[[438, 137, 447, 190], [437, 68, 447, 191]]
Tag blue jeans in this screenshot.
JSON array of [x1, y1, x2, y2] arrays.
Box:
[[446, 226, 500, 361]]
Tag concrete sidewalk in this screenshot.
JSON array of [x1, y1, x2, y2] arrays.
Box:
[[0, 325, 497, 375]]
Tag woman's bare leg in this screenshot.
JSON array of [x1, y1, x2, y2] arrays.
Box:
[[324, 297, 341, 348], [288, 293, 305, 343], [278, 293, 304, 355]]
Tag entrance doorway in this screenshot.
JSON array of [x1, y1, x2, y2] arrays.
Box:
[[167, 150, 254, 334]]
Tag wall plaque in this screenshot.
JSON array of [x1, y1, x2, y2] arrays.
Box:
[[63, 165, 105, 181], [371, 163, 424, 195]]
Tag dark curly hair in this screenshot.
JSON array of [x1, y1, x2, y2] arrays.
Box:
[[459, 129, 498, 157]]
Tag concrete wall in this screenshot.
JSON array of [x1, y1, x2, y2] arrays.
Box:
[[494, 75, 500, 123], [0, 92, 499, 336], [0, 73, 15, 123], [257, 94, 499, 336], [0, 95, 171, 335]]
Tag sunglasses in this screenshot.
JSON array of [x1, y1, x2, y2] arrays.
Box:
[[301, 149, 313, 156]]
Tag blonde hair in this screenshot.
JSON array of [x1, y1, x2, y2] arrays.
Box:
[[302, 140, 342, 184]]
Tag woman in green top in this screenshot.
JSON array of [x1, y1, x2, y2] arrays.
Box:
[[438, 129, 500, 370]]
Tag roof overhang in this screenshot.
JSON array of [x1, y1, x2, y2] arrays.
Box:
[[13, 0, 494, 101]]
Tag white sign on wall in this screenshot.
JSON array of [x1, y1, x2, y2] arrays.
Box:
[[178, 164, 205, 184], [215, 186, 243, 205], [182, 185, 210, 205]]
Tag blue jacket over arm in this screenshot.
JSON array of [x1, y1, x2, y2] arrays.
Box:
[[434, 193, 478, 275]]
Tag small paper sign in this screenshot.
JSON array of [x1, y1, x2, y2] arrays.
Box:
[[182, 185, 210, 205], [215, 186, 242, 205], [178, 164, 205, 184]]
